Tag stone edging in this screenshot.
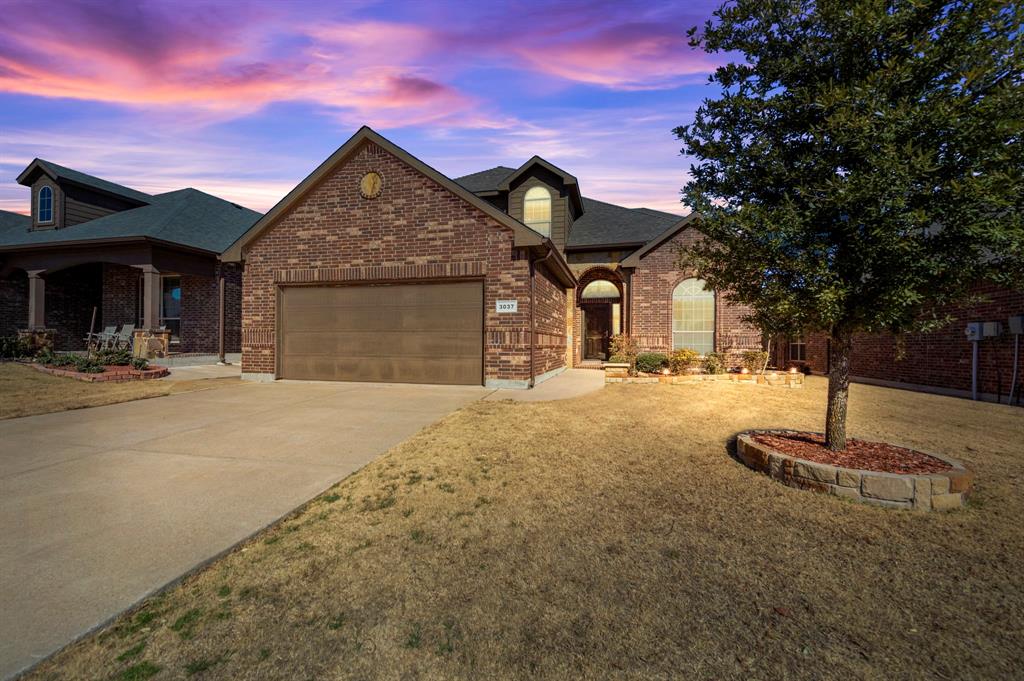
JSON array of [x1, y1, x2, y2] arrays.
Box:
[[736, 430, 973, 511], [33, 363, 170, 382], [604, 363, 804, 387]]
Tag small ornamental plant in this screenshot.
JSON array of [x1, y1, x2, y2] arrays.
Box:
[[669, 349, 700, 374], [635, 352, 669, 374]]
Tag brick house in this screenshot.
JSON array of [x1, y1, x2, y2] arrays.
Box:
[[0, 160, 259, 354], [224, 127, 761, 387], [773, 282, 1024, 403]]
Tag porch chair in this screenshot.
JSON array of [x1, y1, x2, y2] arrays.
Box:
[[111, 323, 136, 351], [85, 325, 117, 350]]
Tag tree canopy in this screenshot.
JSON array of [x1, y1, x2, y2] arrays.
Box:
[[676, 0, 1022, 448]]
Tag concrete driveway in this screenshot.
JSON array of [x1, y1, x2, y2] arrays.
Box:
[[0, 379, 485, 679]]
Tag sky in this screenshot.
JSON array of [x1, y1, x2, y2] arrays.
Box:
[[0, 0, 725, 217]]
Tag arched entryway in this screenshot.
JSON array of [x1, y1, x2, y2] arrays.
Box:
[[576, 268, 624, 362]]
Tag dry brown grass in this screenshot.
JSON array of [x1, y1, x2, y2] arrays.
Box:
[[0, 363, 238, 420], [25, 377, 1024, 680]]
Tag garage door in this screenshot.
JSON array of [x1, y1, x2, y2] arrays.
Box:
[[279, 282, 483, 385]]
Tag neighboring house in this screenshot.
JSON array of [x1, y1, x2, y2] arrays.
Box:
[[773, 281, 1024, 403], [223, 126, 761, 387], [0, 160, 260, 352]]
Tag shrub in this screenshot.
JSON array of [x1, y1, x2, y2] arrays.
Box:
[[72, 355, 105, 373], [669, 349, 700, 373], [702, 351, 727, 374], [609, 334, 639, 374], [0, 335, 32, 359], [635, 352, 669, 374], [93, 348, 133, 366], [130, 357, 149, 371], [741, 350, 769, 374]]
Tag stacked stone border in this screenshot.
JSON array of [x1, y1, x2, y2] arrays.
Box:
[[32, 363, 169, 383], [736, 430, 973, 511], [604, 362, 804, 387]]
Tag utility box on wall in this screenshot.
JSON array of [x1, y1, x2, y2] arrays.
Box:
[[983, 321, 1003, 338], [1009, 315, 1024, 335], [965, 322, 983, 341]]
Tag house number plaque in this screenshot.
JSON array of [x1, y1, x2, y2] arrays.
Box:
[[496, 300, 518, 313]]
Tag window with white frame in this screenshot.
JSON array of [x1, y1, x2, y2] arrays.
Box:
[[672, 278, 715, 354], [38, 186, 53, 223], [523, 186, 551, 237]]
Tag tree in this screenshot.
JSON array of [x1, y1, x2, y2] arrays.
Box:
[[676, 0, 1023, 450]]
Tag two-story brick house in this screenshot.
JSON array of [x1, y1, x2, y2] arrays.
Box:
[[224, 126, 761, 387], [0, 159, 260, 353]]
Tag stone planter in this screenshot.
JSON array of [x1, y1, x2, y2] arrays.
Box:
[[735, 430, 973, 511]]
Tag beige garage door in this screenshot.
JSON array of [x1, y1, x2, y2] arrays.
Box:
[[279, 282, 483, 385]]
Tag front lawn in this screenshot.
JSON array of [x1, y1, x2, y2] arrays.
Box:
[[0, 362, 237, 420], [27, 378, 1023, 679]]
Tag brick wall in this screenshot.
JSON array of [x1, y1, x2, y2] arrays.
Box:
[[0, 272, 27, 338], [101, 263, 139, 330], [629, 228, 760, 365], [774, 282, 1024, 402], [45, 264, 102, 350], [241, 141, 565, 384], [180, 263, 242, 353], [533, 261, 567, 378]]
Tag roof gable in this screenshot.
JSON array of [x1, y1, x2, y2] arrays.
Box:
[[620, 212, 700, 267], [222, 127, 552, 261], [16, 159, 153, 205], [499, 156, 583, 216]]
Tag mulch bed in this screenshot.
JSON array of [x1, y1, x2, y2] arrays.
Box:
[[751, 431, 952, 474]]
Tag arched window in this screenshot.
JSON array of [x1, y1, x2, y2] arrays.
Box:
[[672, 278, 714, 354], [523, 186, 551, 237], [38, 186, 53, 223], [580, 280, 620, 300]]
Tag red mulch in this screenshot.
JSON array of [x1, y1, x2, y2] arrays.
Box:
[[751, 431, 952, 474]]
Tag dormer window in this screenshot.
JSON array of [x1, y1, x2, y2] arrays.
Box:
[[523, 186, 551, 237], [38, 186, 53, 224]]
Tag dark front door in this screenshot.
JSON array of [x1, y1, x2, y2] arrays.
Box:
[[584, 304, 612, 360]]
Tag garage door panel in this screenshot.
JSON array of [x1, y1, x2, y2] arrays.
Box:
[[280, 282, 484, 385]]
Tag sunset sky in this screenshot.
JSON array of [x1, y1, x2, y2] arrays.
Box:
[[0, 0, 724, 216]]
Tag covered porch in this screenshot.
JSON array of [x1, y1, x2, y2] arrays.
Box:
[[572, 265, 629, 365], [0, 240, 240, 357]]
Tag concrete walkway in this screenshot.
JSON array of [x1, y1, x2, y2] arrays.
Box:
[[485, 368, 605, 402], [0, 380, 485, 680]]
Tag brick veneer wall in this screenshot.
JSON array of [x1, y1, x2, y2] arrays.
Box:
[[45, 264, 102, 350], [241, 140, 565, 384], [629, 228, 761, 365], [533, 261, 567, 378], [101, 263, 139, 330], [0, 272, 28, 337], [775, 282, 1024, 401]]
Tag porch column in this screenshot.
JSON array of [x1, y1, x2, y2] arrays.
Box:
[[140, 265, 161, 330], [217, 267, 227, 364], [27, 270, 46, 329], [622, 270, 632, 336]]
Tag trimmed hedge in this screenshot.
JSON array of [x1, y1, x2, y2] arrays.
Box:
[[635, 352, 669, 374]]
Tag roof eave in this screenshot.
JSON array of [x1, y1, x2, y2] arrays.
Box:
[[620, 212, 700, 268], [222, 126, 547, 262]]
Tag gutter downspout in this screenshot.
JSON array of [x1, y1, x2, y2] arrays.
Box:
[[529, 248, 555, 388]]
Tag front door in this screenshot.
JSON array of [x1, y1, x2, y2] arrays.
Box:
[[584, 304, 611, 360]]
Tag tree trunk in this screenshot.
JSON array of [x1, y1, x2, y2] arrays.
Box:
[[825, 328, 853, 451]]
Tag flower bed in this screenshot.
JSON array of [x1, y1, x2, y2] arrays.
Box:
[[603, 362, 804, 387], [33, 363, 169, 382], [736, 430, 973, 511]]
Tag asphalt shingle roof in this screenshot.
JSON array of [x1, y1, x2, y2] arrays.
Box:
[[28, 159, 155, 204], [453, 167, 682, 248], [0, 188, 262, 253], [453, 166, 516, 193], [0, 209, 31, 232]]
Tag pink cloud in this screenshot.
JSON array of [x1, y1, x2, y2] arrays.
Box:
[[514, 23, 717, 90]]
